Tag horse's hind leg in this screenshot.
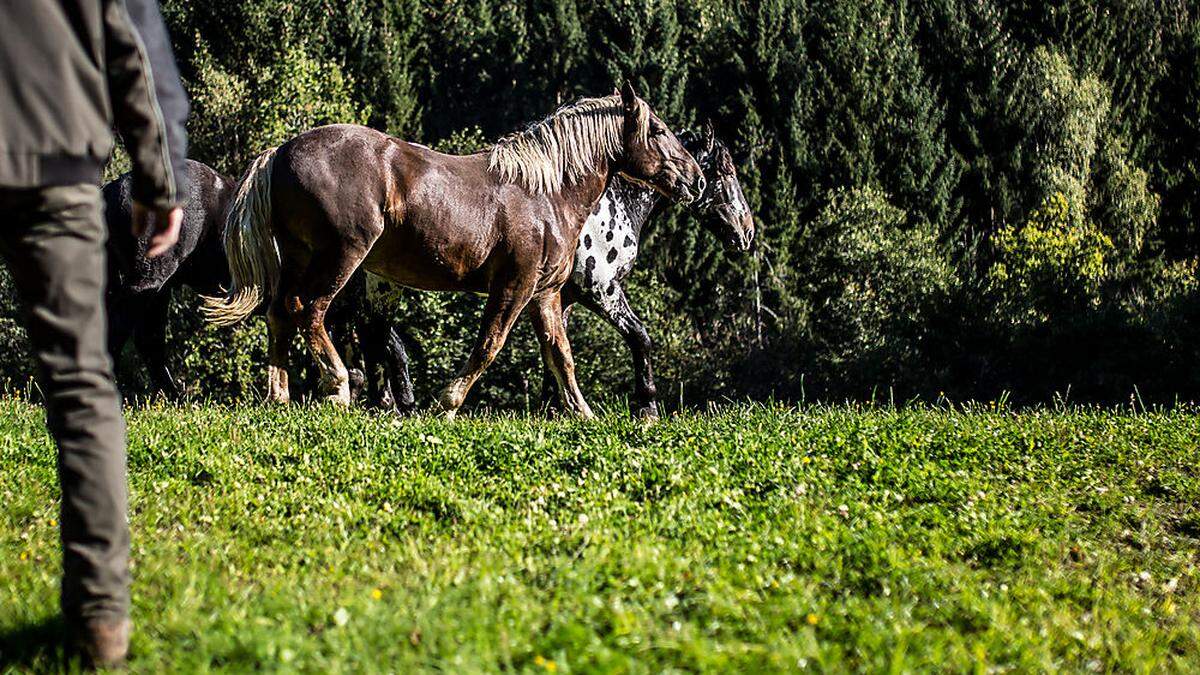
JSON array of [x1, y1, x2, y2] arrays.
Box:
[[530, 292, 595, 419], [438, 282, 533, 418], [291, 246, 368, 405], [539, 299, 575, 415], [578, 284, 657, 419], [266, 296, 296, 403], [326, 272, 367, 401], [265, 256, 305, 403]]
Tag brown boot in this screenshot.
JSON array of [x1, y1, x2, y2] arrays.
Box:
[[74, 617, 131, 670]]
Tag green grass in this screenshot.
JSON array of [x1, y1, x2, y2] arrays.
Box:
[[2, 400, 1199, 672]]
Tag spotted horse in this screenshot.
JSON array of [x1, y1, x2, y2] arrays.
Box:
[[548, 123, 754, 418], [364, 122, 754, 419]]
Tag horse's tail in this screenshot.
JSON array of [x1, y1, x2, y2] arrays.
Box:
[[201, 147, 280, 327]]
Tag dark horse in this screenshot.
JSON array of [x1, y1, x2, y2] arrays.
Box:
[[104, 160, 365, 399], [365, 124, 755, 418], [103, 160, 234, 396], [202, 85, 704, 418]]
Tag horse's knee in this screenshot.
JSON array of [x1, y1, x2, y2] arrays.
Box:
[[475, 336, 505, 368], [634, 328, 653, 354]]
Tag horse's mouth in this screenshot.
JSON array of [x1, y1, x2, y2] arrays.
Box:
[[618, 172, 697, 203], [724, 228, 754, 252]]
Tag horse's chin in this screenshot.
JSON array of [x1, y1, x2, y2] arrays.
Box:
[[723, 230, 753, 253]]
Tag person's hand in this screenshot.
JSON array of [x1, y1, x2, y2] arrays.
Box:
[[131, 203, 183, 258]]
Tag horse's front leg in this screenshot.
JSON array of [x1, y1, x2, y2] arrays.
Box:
[[361, 314, 416, 415], [133, 291, 182, 398], [579, 284, 657, 419], [438, 282, 533, 418], [106, 291, 139, 378], [530, 292, 595, 420]]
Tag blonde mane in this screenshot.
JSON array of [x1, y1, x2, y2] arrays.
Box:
[[488, 95, 649, 194]]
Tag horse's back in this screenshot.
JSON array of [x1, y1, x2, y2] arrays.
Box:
[[272, 124, 520, 292]]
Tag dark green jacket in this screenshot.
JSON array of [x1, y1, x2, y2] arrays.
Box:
[[0, 0, 188, 209]]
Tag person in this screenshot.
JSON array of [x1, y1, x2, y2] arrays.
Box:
[[0, 0, 189, 667]]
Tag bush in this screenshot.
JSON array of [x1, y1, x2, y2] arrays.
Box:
[[761, 186, 955, 398], [0, 269, 34, 393], [988, 192, 1115, 319]]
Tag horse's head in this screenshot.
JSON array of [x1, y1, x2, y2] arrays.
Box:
[[680, 122, 755, 252], [615, 83, 705, 205]]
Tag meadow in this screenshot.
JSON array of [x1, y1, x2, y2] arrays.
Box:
[[2, 400, 1199, 672]]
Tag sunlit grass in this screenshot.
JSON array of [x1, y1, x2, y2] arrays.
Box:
[[2, 400, 1199, 671]]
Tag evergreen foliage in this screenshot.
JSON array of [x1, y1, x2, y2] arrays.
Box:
[[2, 0, 1199, 408]]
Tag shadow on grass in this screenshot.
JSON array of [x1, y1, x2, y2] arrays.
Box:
[[0, 615, 68, 672]]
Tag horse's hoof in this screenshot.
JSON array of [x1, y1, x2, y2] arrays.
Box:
[[379, 402, 418, 418], [323, 390, 351, 406], [633, 404, 659, 421]]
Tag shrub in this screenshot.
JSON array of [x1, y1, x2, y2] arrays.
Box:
[[988, 192, 1115, 320]]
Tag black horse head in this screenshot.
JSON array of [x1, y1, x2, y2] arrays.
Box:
[[679, 121, 755, 252]]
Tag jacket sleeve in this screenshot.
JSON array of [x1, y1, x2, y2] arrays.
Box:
[[103, 0, 189, 210]]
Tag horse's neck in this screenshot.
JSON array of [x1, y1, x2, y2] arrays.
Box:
[[608, 177, 661, 241], [561, 160, 613, 225]]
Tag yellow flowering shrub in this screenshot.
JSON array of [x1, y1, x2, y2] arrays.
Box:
[[989, 192, 1114, 317]]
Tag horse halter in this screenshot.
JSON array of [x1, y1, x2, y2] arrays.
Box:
[[689, 150, 739, 215]]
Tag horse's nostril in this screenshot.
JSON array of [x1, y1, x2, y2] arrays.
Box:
[[696, 177, 707, 194]]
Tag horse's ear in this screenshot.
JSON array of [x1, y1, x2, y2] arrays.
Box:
[[612, 87, 621, 97], [702, 120, 716, 153], [620, 81, 638, 110]]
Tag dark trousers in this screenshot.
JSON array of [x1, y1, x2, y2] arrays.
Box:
[[0, 184, 128, 623]]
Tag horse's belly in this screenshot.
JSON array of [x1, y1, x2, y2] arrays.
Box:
[[362, 224, 492, 293]]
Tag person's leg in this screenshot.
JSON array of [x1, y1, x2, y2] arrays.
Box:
[[0, 185, 129, 633]]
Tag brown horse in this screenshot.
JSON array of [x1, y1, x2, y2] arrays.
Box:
[[202, 85, 703, 418]]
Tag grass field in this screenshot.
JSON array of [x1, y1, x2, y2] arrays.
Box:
[[2, 400, 1199, 672]]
